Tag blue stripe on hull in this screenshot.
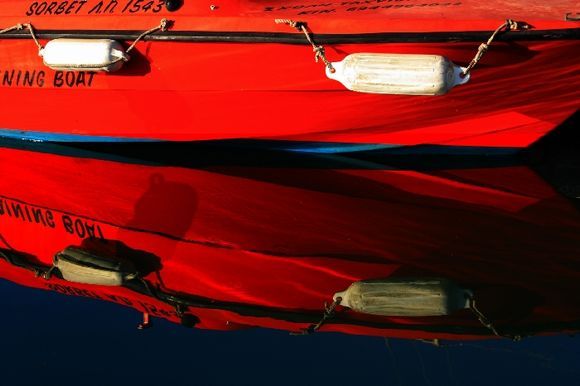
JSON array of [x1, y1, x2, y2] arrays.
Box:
[[0, 128, 521, 156], [0, 129, 158, 143], [0, 129, 400, 153]]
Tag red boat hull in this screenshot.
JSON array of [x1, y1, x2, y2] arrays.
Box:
[[0, 1, 578, 146]]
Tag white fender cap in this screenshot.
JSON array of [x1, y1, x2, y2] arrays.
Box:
[[40, 39, 128, 72], [327, 53, 469, 95]]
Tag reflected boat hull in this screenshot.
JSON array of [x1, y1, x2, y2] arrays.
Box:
[[0, 146, 579, 340]]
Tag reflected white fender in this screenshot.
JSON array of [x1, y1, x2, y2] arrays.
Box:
[[334, 278, 472, 316], [53, 247, 137, 286], [326, 53, 470, 95], [40, 39, 128, 72]]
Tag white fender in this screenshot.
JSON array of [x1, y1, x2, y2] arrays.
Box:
[[326, 53, 469, 95], [334, 278, 472, 316], [40, 39, 128, 72]]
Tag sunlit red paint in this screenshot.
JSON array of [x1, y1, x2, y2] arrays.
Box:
[[0, 0, 577, 146]]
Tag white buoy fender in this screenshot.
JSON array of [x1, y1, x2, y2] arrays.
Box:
[[326, 53, 470, 95], [334, 278, 473, 316], [40, 39, 128, 72], [53, 247, 137, 286]]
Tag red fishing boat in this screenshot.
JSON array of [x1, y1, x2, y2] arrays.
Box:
[[0, 142, 579, 340], [0, 0, 578, 150]]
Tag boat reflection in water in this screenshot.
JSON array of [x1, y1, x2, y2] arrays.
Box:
[[0, 120, 578, 343]]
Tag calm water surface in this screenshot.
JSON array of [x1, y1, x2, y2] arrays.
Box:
[[0, 115, 578, 386]]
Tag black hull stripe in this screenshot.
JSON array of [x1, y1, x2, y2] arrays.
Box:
[[0, 27, 578, 44], [0, 137, 524, 170]]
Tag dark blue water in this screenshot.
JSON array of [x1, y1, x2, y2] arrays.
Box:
[[2, 271, 580, 386]]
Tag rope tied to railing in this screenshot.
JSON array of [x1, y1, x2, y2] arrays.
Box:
[[462, 19, 529, 76], [468, 295, 523, 341], [126, 18, 170, 54], [292, 296, 342, 335], [275, 19, 335, 73], [0, 23, 43, 53], [0, 23, 24, 35], [0, 19, 170, 61]]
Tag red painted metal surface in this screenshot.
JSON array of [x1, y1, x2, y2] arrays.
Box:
[[0, 147, 579, 339], [0, 0, 576, 32], [0, 0, 578, 145]]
